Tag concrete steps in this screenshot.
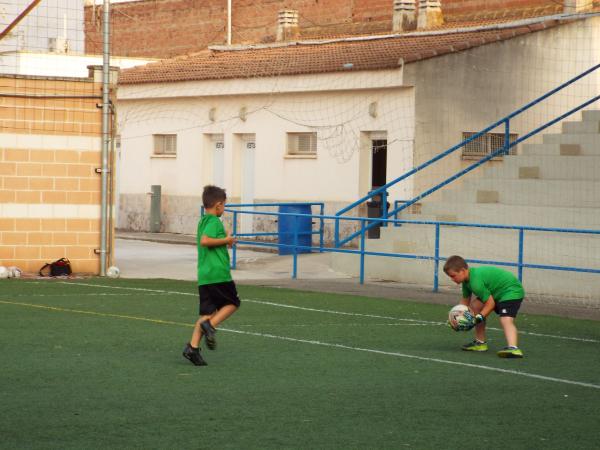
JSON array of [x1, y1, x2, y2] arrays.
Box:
[[440, 179, 600, 208], [484, 155, 600, 181], [412, 203, 600, 229], [521, 141, 600, 156], [332, 110, 600, 301]]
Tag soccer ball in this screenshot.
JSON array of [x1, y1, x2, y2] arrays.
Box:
[[448, 304, 470, 331], [106, 266, 120, 278], [7, 266, 21, 278], [0, 266, 8, 279]]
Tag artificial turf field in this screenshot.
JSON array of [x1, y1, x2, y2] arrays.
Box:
[[1, 278, 599, 450]]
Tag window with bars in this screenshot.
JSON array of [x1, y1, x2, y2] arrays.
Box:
[[461, 132, 518, 159], [287, 132, 317, 156], [153, 134, 177, 156]]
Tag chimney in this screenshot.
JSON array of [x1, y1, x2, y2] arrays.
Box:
[[564, 0, 592, 13], [48, 37, 69, 54], [417, 0, 444, 30], [393, 0, 417, 32], [277, 9, 300, 42]]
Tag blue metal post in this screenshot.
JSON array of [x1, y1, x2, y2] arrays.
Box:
[[334, 217, 340, 247], [504, 119, 510, 155], [359, 219, 366, 284], [518, 228, 524, 282], [381, 190, 388, 227], [319, 204, 324, 252], [231, 211, 238, 270], [433, 223, 440, 292], [292, 214, 298, 279]]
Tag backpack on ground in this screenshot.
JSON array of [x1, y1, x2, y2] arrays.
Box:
[[39, 258, 72, 277]]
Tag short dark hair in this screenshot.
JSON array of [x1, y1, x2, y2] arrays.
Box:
[[443, 255, 468, 274], [202, 185, 227, 208]]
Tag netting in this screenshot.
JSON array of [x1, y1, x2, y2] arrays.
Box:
[[2, 1, 600, 302]]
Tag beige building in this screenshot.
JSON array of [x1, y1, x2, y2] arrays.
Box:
[[0, 67, 117, 274], [115, 13, 600, 243]]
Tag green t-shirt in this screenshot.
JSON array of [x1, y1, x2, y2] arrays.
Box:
[[196, 214, 232, 286], [462, 266, 524, 303]]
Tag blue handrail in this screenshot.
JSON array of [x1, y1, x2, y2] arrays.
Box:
[[334, 63, 600, 247], [212, 202, 325, 268], [224, 208, 600, 290]]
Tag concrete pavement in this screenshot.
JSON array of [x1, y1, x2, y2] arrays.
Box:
[[115, 231, 600, 320]]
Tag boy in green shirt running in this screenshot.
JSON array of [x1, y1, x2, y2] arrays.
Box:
[[443, 255, 525, 358], [183, 185, 240, 366]]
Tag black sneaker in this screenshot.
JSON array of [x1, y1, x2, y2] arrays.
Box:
[[201, 320, 217, 350], [182, 343, 207, 366]]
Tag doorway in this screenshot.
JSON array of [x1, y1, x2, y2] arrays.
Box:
[[371, 138, 387, 190]]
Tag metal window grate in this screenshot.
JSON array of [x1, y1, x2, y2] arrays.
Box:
[[462, 132, 517, 159], [153, 134, 177, 155], [287, 132, 317, 155]]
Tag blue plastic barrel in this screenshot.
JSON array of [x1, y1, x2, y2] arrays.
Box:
[[278, 204, 312, 255]]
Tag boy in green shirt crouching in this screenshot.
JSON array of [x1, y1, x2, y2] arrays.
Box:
[[183, 185, 240, 366], [443, 255, 525, 358]]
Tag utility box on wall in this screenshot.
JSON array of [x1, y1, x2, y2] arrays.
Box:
[[150, 185, 161, 233]]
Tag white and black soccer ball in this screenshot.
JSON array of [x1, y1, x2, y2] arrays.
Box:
[[0, 266, 9, 279], [7, 266, 21, 278], [106, 266, 120, 278], [448, 304, 470, 331]]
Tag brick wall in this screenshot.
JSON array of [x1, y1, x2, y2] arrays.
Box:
[[442, 0, 561, 20], [0, 72, 114, 275], [85, 1, 575, 59]]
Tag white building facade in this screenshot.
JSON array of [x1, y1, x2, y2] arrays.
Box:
[[116, 14, 600, 243]]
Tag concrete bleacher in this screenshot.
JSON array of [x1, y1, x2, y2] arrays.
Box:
[[332, 110, 600, 303]]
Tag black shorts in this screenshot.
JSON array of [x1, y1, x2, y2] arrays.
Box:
[[198, 281, 241, 316], [494, 299, 523, 317]]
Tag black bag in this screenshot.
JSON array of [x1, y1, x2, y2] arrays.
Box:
[[39, 258, 72, 277]]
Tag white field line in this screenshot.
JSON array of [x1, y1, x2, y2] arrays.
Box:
[[1, 297, 599, 391], [235, 322, 430, 327], [57, 281, 600, 344], [9, 292, 165, 297]]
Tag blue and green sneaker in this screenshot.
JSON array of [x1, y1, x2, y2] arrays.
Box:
[[461, 340, 488, 352], [497, 346, 524, 358]]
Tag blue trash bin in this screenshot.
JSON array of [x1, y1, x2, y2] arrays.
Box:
[[278, 204, 312, 255]]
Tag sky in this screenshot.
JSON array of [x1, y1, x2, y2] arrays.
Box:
[[0, 0, 85, 53]]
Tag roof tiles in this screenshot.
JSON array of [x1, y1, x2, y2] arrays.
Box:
[[119, 19, 567, 85]]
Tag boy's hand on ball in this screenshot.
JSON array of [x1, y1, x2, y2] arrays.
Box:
[[457, 311, 476, 331]]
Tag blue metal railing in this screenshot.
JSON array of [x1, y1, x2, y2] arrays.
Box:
[[226, 208, 600, 289], [334, 64, 600, 247], [206, 202, 325, 269]]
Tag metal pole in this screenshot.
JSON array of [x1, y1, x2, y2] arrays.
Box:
[[319, 204, 324, 252], [227, 0, 232, 45], [232, 211, 238, 270], [334, 217, 340, 247], [359, 220, 366, 284], [292, 215, 298, 279], [518, 229, 524, 282], [433, 223, 440, 292], [504, 119, 510, 155], [100, 0, 110, 276]]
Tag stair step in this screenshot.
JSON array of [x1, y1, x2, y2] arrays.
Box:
[[523, 142, 600, 156], [543, 133, 600, 148], [441, 179, 600, 208], [582, 110, 600, 122], [483, 155, 600, 180], [413, 203, 600, 229], [562, 120, 600, 134]]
